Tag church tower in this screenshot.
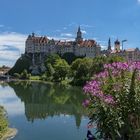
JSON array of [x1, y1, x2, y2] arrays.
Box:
[[108, 38, 111, 51], [75, 26, 83, 42], [114, 39, 120, 52]]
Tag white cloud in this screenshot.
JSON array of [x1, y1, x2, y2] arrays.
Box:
[[60, 33, 73, 37], [81, 30, 87, 34], [81, 24, 95, 28], [0, 60, 14, 67], [0, 49, 19, 60], [0, 32, 27, 66], [101, 45, 107, 50], [0, 32, 27, 51], [0, 85, 24, 116]]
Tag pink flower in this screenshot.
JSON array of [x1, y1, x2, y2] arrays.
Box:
[[82, 99, 90, 107]]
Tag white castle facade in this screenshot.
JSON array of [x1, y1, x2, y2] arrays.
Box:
[[25, 27, 101, 66]]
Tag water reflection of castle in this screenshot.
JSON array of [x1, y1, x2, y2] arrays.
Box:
[[9, 82, 86, 128]]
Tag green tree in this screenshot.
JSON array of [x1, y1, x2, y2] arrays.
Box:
[[71, 58, 83, 71], [91, 56, 124, 75], [44, 63, 55, 81], [61, 52, 84, 64], [53, 59, 70, 81], [20, 69, 30, 79], [44, 54, 61, 67], [108, 55, 124, 63], [71, 58, 93, 86], [13, 73, 20, 78], [46, 63, 55, 77], [9, 55, 32, 75]]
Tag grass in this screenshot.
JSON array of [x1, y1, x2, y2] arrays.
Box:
[[29, 76, 41, 80]]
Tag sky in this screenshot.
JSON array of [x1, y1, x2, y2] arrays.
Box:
[[0, 0, 140, 66]]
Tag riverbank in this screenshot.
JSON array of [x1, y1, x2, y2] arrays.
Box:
[[0, 106, 17, 140], [0, 77, 72, 87], [1, 128, 17, 140]]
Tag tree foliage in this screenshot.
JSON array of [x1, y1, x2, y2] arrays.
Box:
[[62, 52, 84, 64], [20, 69, 31, 79], [10, 53, 124, 86], [53, 59, 70, 81], [46, 63, 55, 77], [9, 55, 32, 75], [71, 56, 124, 86], [44, 54, 61, 67], [71, 58, 93, 86]]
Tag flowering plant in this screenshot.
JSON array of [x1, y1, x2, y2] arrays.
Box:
[[83, 61, 140, 140]]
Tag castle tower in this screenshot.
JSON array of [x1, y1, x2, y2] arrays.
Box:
[[114, 39, 120, 52], [32, 32, 35, 37], [75, 26, 83, 42], [108, 38, 111, 51]]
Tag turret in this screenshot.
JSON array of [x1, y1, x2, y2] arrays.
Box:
[[108, 38, 111, 51], [32, 32, 35, 37], [114, 39, 120, 52], [75, 26, 83, 42]]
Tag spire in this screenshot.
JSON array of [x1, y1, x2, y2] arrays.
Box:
[[108, 38, 111, 50], [78, 26, 81, 32], [75, 26, 83, 42]]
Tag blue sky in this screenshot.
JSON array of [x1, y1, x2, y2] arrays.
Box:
[[0, 0, 140, 66]]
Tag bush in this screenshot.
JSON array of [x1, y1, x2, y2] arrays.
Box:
[[0, 106, 8, 138], [83, 61, 140, 139], [20, 69, 30, 79], [13, 73, 20, 78]]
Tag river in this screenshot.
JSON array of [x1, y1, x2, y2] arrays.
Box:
[[0, 81, 91, 140]]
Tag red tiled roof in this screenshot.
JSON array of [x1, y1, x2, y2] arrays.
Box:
[[26, 34, 98, 47], [27, 35, 49, 44], [78, 40, 96, 47]]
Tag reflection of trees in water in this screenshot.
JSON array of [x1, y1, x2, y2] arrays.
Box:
[[8, 81, 87, 128], [0, 82, 9, 88]]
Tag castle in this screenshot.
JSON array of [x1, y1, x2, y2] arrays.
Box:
[[25, 26, 101, 66], [25, 26, 140, 74]]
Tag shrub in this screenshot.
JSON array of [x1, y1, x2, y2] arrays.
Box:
[[20, 69, 30, 79], [83, 61, 140, 140], [13, 73, 20, 78], [0, 106, 8, 138]]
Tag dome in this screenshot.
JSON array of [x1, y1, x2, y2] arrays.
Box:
[[115, 39, 120, 45]]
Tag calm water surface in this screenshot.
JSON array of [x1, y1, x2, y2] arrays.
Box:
[[0, 81, 90, 140]]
